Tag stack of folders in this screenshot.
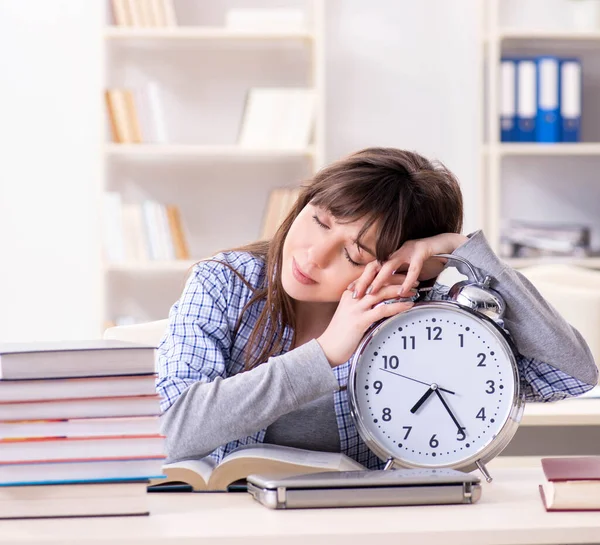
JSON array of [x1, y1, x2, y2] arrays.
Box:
[[0, 340, 165, 519], [500, 56, 582, 143]]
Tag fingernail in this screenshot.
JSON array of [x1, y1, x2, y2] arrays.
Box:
[[348, 282, 355, 291], [366, 285, 373, 295], [352, 290, 358, 299]]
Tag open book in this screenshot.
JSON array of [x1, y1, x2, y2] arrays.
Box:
[[149, 444, 366, 492]]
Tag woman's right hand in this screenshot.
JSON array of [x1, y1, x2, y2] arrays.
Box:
[[316, 284, 415, 367]]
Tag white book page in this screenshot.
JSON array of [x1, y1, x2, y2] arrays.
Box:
[[221, 444, 365, 471], [164, 457, 216, 485]]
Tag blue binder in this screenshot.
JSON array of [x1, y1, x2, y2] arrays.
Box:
[[536, 56, 560, 142], [516, 58, 537, 142], [500, 58, 517, 142], [560, 58, 582, 142]]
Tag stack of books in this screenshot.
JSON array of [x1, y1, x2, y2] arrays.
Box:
[[0, 340, 165, 519], [539, 456, 600, 511], [501, 220, 591, 258]]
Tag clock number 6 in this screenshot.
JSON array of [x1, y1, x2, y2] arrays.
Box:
[[429, 434, 439, 448]]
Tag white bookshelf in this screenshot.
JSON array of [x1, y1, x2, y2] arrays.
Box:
[[481, 0, 600, 271], [104, 26, 314, 41], [487, 29, 600, 42], [101, 0, 325, 330], [486, 143, 600, 156], [105, 143, 315, 160]]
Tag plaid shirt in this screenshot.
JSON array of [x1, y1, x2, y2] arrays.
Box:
[[157, 251, 594, 469]]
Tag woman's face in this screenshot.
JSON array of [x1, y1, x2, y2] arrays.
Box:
[[281, 203, 378, 303]]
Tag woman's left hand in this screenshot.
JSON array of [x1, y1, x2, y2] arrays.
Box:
[[350, 233, 469, 299]]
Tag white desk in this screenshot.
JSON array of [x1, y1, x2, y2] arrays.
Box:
[[1, 464, 600, 545]]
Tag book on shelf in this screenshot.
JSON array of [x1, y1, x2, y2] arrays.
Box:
[[0, 340, 155, 380], [225, 8, 306, 32], [105, 84, 168, 144], [0, 456, 165, 487], [0, 374, 156, 403], [238, 87, 316, 150], [260, 187, 301, 240], [166, 204, 191, 260], [103, 194, 190, 263], [136, 81, 169, 143], [0, 395, 161, 421], [111, 0, 177, 28], [149, 444, 365, 492], [0, 416, 161, 440], [0, 481, 150, 519], [105, 89, 143, 144], [539, 456, 600, 511], [0, 435, 165, 464]]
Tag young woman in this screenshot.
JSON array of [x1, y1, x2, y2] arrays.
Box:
[[157, 147, 598, 469]]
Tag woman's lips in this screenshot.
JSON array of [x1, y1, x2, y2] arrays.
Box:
[[292, 258, 317, 285]]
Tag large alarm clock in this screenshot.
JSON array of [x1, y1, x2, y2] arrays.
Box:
[[348, 254, 525, 482]]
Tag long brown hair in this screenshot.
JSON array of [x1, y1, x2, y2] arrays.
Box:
[[212, 147, 463, 371]]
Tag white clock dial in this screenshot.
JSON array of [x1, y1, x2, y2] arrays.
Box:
[[351, 303, 519, 468]]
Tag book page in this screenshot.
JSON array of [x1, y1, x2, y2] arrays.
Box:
[[208, 444, 365, 491], [151, 457, 216, 492], [541, 480, 600, 510]]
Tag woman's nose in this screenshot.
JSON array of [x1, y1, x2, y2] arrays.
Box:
[[307, 241, 336, 269]]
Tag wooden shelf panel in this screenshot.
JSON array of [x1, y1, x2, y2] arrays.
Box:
[[521, 398, 600, 427], [484, 143, 600, 156], [499, 29, 600, 41], [106, 260, 198, 273], [104, 27, 315, 41], [105, 144, 315, 160], [505, 257, 600, 269]]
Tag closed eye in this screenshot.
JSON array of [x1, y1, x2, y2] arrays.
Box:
[[344, 249, 362, 267], [313, 214, 363, 267], [312, 215, 329, 229]]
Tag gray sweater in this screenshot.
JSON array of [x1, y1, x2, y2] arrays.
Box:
[[161, 231, 598, 462]]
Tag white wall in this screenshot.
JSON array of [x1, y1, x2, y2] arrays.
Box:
[[325, 0, 482, 233], [0, 1, 104, 342], [0, 0, 481, 341]]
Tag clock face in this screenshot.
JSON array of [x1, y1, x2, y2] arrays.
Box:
[[350, 303, 519, 468]]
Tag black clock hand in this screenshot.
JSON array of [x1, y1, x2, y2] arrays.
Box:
[[434, 389, 464, 433], [410, 387, 435, 414], [379, 368, 456, 395]]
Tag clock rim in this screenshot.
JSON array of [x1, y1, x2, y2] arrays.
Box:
[[348, 300, 526, 473]]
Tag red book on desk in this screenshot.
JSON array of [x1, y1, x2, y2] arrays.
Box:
[[539, 456, 600, 511]]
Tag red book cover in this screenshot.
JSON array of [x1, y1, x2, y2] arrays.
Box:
[[542, 457, 600, 482]]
